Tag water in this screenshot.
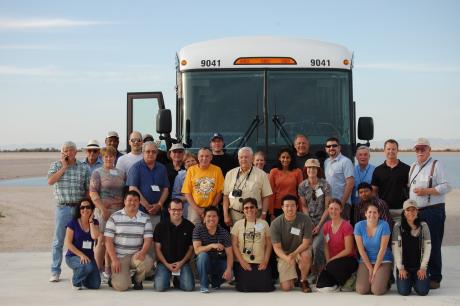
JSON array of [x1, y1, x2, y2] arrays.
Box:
[[0, 152, 459, 187]]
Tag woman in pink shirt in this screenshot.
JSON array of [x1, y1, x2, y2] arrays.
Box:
[[268, 148, 302, 219], [316, 198, 357, 292]]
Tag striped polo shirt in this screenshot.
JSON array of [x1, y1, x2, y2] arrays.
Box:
[[104, 209, 153, 257]]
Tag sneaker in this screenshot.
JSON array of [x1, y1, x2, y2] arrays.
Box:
[[341, 273, 356, 292], [211, 284, 221, 290], [300, 280, 312, 293], [72, 284, 83, 290], [49, 273, 60, 282], [200, 287, 210, 293], [133, 282, 143, 290], [317, 285, 338, 293], [101, 272, 110, 284], [429, 280, 440, 289]]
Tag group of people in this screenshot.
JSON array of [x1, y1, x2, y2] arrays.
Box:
[[47, 131, 451, 297]]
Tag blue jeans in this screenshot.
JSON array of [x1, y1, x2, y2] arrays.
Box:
[[196, 252, 227, 289], [419, 204, 445, 283], [396, 269, 430, 296], [51, 205, 75, 274], [65, 256, 101, 289], [154, 262, 194, 291]]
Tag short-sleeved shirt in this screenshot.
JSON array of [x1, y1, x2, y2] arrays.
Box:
[[65, 218, 99, 259], [90, 167, 126, 211], [268, 168, 303, 212], [324, 153, 354, 203], [192, 224, 231, 258], [323, 220, 355, 259], [352, 164, 375, 205], [153, 218, 194, 263], [48, 160, 90, 204], [182, 164, 224, 208], [371, 160, 410, 209], [172, 170, 187, 199], [104, 209, 153, 258], [116, 152, 143, 176], [231, 218, 270, 263], [126, 159, 169, 206], [298, 178, 331, 226], [354, 219, 392, 263], [295, 153, 313, 170], [270, 212, 312, 254], [224, 166, 273, 211]]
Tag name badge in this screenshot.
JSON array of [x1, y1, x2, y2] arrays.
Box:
[[151, 185, 160, 192], [254, 223, 264, 232], [315, 188, 324, 198], [290, 227, 301, 236], [325, 233, 330, 243], [172, 269, 181, 276], [109, 169, 118, 176], [82, 240, 92, 249]]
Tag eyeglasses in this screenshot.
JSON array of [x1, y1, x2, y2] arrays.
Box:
[[325, 144, 339, 148], [169, 208, 183, 212], [80, 205, 92, 210], [243, 206, 256, 210], [145, 150, 158, 154], [130, 138, 142, 143]]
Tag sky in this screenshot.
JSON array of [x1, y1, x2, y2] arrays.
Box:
[[1, 0, 459, 149]]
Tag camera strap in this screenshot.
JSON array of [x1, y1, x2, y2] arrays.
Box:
[[233, 166, 254, 191]]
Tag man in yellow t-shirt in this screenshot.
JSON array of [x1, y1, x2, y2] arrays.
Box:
[[182, 147, 224, 225]]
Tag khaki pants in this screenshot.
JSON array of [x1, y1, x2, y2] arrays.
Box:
[[188, 206, 203, 225], [111, 254, 154, 291], [355, 262, 392, 295]]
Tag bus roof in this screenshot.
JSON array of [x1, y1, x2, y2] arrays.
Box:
[[178, 36, 353, 71]]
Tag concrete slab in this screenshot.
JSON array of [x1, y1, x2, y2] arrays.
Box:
[[1, 247, 459, 306]]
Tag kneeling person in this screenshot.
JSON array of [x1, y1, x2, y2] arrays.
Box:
[[192, 206, 233, 293], [104, 190, 154, 291], [231, 198, 274, 292], [270, 195, 313, 292], [154, 198, 195, 291]]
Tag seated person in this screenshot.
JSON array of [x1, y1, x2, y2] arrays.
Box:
[[192, 206, 233, 293], [154, 198, 195, 292], [231, 198, 274, 292], [104, 190, 154, 291], [270, 195, 313, 293], [316, 199, 358, 292], [64, 199, 101, 290], [392, 199, 431, 296]]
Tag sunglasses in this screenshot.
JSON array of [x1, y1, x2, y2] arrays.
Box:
[[325, 144, 338, 148], [80, 205, 92, 210]]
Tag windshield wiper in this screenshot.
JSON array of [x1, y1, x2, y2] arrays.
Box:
[[272, 114, 292, 146], [237, 116, 261, 149]]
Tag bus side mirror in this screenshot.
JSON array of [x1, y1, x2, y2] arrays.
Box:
[[358, 117, 374, 142], [157, 109, 172, 134]]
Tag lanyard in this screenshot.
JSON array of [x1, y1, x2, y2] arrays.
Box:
[[409, 157, 432, 186], [233, 166, 253, 191], [356, 165, 370, 184]]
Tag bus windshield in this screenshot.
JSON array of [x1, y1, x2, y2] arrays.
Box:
[[182, 69, 351, 154]]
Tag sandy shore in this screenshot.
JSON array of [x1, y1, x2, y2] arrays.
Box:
[[0, 152, 459, 252]]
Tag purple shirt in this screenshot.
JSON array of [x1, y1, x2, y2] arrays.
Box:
[[65, 218, 99, 259]]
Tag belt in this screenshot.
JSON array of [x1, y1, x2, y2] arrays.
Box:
[[418, 203, 445, 211], [58, 202, 80, 207]]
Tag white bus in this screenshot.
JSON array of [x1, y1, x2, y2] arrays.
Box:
[[127, 36, 373, 160]]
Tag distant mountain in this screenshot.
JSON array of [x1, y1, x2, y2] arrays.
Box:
[[369, 138, 460, 150]]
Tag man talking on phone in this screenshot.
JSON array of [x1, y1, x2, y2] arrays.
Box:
[[48, 141, 90, 282]]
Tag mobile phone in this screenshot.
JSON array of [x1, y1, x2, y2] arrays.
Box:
[[65, 156, 69, 161]]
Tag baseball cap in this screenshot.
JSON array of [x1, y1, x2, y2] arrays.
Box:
[[414, 137, 430, 148], [210, 133, 223, 141], [304, 158, 320, 168], [106, 131, 119, 139], [169, 143, 185, 151], [403, 199, 418, 210]]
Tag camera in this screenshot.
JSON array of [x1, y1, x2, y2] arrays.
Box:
[[243, 248, 255, 261], [232, 189, 242, 197]]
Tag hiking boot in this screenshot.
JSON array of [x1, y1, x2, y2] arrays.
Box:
[[300, 280, 312, 293]]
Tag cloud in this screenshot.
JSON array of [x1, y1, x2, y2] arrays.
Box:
[[0, 18, 110, 30], [355, 63, 460, 73], [0, 65, 62, 76]]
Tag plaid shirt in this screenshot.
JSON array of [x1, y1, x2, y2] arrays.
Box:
[[48, 160, 90, 204]]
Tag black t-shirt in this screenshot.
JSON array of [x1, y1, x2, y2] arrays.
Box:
[[153, 218, 195, 263], [294, 153, 313, 170], [165, 162, 185, 192], [212, 153, 237, 176], [371, 160, 410, 209]]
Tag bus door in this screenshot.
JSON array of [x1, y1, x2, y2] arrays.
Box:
[[126, 92, 166, 152]]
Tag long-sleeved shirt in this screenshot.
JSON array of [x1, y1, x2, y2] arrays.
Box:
[[392, 221, 431, 271]]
